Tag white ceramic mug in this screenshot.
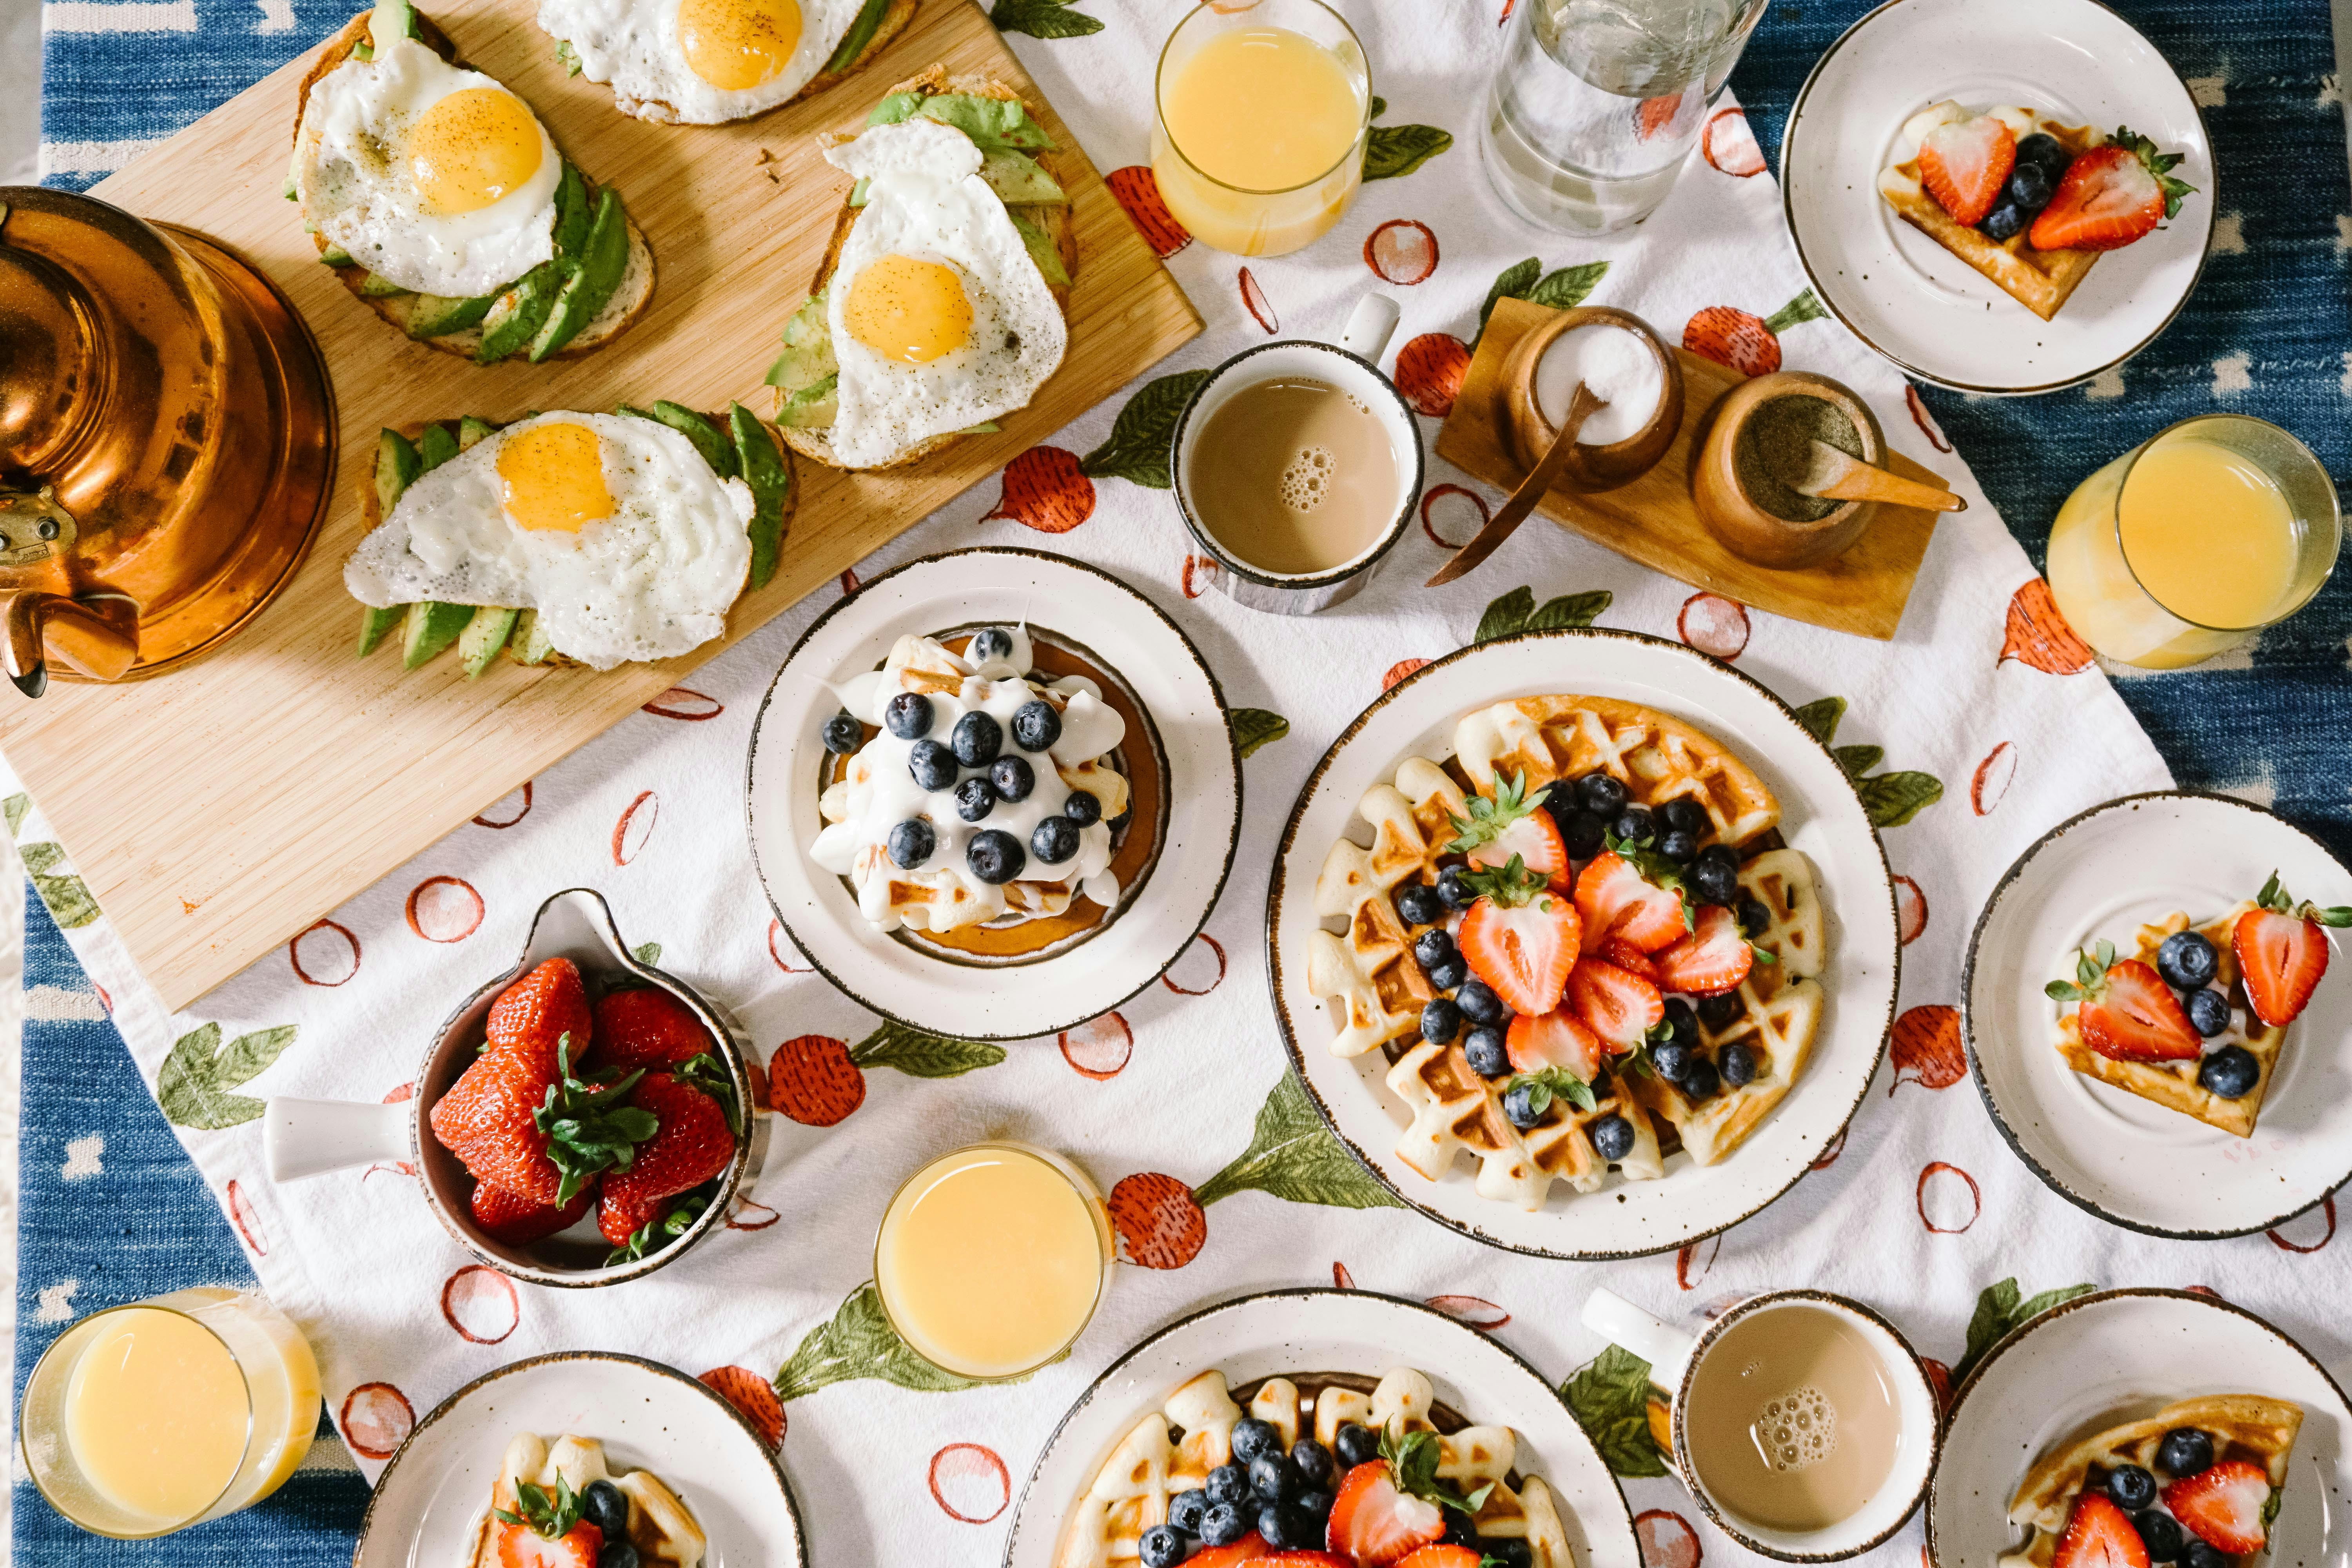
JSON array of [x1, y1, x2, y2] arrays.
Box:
[[1171, 294, 1423, 615], [1582, 1287, 1941, 1562]]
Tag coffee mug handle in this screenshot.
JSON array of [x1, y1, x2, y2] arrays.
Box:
[[1336, 295, 1400, 363], [1582, 1286, 1700, 1389]]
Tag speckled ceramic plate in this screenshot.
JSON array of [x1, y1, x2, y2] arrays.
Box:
[[1929, 1288, 2352, 1568], [1963, 790, 2352, 1238], [1266, 628, 1900, 1259], [354, 1352, 803, 1568], [1002, 1287, 1642, 1568]]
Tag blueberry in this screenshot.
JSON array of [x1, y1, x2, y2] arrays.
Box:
[[599, 1544, 640, 1568], [1560, 809, 1609, 861], [2107, 1465, 2158, 1512], [953, 776, 997, 822], [1457, 980, 1508, 1026], [1980, 200, 2029, 243], [1289, 1439, 1334, 1488], [1648, 799, 1699, 837], [820, 712, 863, 755], [1334, 1422, 1379, 1468], [1011, 699, 1062, 753], [1503, 1081, 1543, 1129], [951, 711, 1004, 768], [581, 1479, 629, 1540], [1688, 857, 1740, 907], [1032, 815, 1081, 864], [1422, 997, 1463, 1044], [2185, 1542, 2231, 1568], [2187, 987, 2231, 1038], [1169, 1488, 1210, 1536], [1426, 956, 1470, 992], [1140, 1524, 1187, 1568], [1249, 1454, 1294, 1502], [1257, 1502, 1299, 1549], [1486, 1544, 1535, 1568], [1681, 1056, 1720, 1101], [991, 755, 1035, 802], [908, 739, 958, 791], [1296, 1490, 1333, 1522], [971, 626, 1016, 663], [1231, 1418, 1281, 1465], [2198, 1046, 2259, 1100], [884, 691, 934, 740], [2135, 1509, 2185, 1562], [1442, 1512, 1478, 1546], [1206, 1462, 1253, 1508], [1588, 1113, 1636, 1161], [1698, 841, 1739, 869], [1612, 804, 1655, 845], [1064, 789, 1103, 827], [1464, 1027, 1511, 1079], [1198, 1499, 1249, 1547], [1737, 898, 1772, 938], [2156, 930, 2219, 991], [1107, 806, 1133, 836], [1652, 1040, 1694, 1082], [2016, 132, 2070, 179], [967, 829, 1025, 885], [2008, 160, 2055, 211], [1719, 1041, 1759, 1088], [887, 818, 935, 869], [1436, 864, 1477, 910], [1396, 882, 1446, 927], [1698, 991, 1741, 1027], [1577, 773, 1628, 816], [1658, 830, 1699, 865], [2158, 1425, 2215, 1486], [1414, 929, 1457, 969], [1661, 998, 1697, 1048]]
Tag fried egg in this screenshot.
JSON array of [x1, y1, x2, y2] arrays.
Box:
[[345, 412, 755, 670], [822, 118, 1067, 470], [538, 0, 865, 124], [297, 34, 563, 298]]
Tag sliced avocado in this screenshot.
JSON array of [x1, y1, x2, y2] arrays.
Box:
[[848, 177, 870, 209], [729, 402, 791, 590], [826, 0, 892, 76], [358, 270, 413, 299], [475, 263, 561, 364], [417, 421, 460, 473], [615, 403, 657, 423], [528, 187, 629, 363], [357, 603, 405, 657], [764, 288, 837, 410], [960, 421, 1001, 435], [650, 402, 736, 477], [319, 244, 353, 267], [979, 149, 1066, 206], [777, 373, 837, 430], [367, 0, 416, 50], [1009, 211, 1069, 289], [554, 37, 582, 76], [457, 415, 499, 451], [407, 291, 494, 339], [914, 94, 1056, 153], [866, 90, 923, 127], [506, 608, 557, 666], [458, 606, 519, 678], [375, 428, 421, 515], [401, 601, 476, 670], [548, 162, 591, 258]]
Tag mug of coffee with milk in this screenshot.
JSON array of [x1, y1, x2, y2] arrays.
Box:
[[1583, 1287, 1942, 1561]]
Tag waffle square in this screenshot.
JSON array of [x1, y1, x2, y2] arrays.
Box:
[[1876, 119, 2103, 322]]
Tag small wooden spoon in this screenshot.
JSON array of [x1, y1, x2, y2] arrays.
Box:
[[1428, 383, 1607, 586], [1783, 438, 1967, 512]]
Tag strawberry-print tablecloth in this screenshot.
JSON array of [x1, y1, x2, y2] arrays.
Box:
[[16, 1, 2352, 1565]]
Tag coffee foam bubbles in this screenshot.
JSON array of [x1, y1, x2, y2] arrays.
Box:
[[1279, 446, 1336, 511], [1755, 1383, 1838, 1472]]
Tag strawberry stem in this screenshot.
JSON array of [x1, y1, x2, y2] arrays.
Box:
[[1444, 769, 1551, 857], [535, 1034, 660, 1203]]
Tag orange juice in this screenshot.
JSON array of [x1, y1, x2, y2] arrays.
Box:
[[875, 1144, 1111, 1379]]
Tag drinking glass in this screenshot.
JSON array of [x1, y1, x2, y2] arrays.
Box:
[[2044, 414, 2341, 670], [1480, 0, 1768, 233]]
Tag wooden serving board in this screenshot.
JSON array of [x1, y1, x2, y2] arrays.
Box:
[[0, 0, 1200, 1010], [1435, 296, 1944, 641]]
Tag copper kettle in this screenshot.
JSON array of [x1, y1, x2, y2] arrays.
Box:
[[0, 188, 334, 696]]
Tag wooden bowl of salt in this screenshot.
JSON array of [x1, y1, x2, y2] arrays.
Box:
[[1692, 372, 1887, 570], [1500, 307, 1684, 493]]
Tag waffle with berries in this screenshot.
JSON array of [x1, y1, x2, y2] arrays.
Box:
[[1878, 105, 2104, 321], [467, 1432, 705, 1568], [2003, 1396, 2301, 1568], [1055, 1365, 1575, 1568]]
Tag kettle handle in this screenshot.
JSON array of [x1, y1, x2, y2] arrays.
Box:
[[3, 592, 138, 695]]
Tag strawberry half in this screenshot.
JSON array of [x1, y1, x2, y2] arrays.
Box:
[[1326, 1461, 1445, 1568], [1191, 1533, 1276, 1568], [1396, 1549, 1486, 1568], [1506, 1007, 1604, 1080], [2053, 1492, 2151, 1568], [1456, 856, 1581, 1017], [1919, 113, 2016, 225], [495, 1521, 601, 1568], [1655, 905, 1757, 996], [1598, 938, 1661, 984], [2048, 948, 2199, 1062], [1574, 851, 1689, 955], [2163, 1459, 2275, 1555], [2233, 871, 2352, 1027], [1446, 771, 1570, 888], [2029, 127, 2195, 252], [1565, 957, 1665, 1051]]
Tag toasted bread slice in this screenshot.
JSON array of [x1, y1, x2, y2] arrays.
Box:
[[1877, 109, 2103, 322], [564, 0, 922, 125], [294, 10, 655, 361], [775, 65, 1078, 472]]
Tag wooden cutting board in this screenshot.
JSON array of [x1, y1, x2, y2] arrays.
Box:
[[0, 0, 1200, 1010], [1434, 296, 1945, 640]]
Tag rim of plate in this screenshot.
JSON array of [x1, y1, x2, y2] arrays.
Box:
[[353, 1350, 805, 1566], [744, 547, 1242, 1041], [1001, 1286, 1643, 1568], [1927, 1286, 2352, 1568], [1779, 0, 2215, 395], [1960, 788, 2352, 1240], [1265, 626, 1901, 1260]]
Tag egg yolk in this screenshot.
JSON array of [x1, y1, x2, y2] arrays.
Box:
[[407, 87, 544, 214], [679, 0, 803, 90], [844, 254, 973, 365], [497, 423, 613, 534]]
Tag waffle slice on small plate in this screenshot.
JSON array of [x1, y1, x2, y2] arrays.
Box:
[[1875, 104, 2104, 322]]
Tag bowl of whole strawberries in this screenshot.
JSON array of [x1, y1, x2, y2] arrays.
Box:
[[263, 887, 761, 1285]]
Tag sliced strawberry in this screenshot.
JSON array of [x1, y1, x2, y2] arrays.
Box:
[[1447, 772, 1570, 887], [1574, 852, 1688, 954], [1565, 958, 1664, 1051], [2162, 1460, 2274, 1555], [2029, 129, 2195, 253], [1456, 860, 1580, 1017], [1190, 1533, 1276, 1568], [1396, 1549, 1485, 1568], [2053, 1492, 2151, 1568], [1655, 906, 1755, 997], [470, 1180, 593, 1245], [2080, 960, 2201, 1062], [495, 1520, 601, 1568], [1259, 1555, 1356, 1568], [1918, 114, 2016, 225], [2231, 873, 2351, 1027], [1506, 1007, 1604, 1080], [1598, 938, 1661, 983], [1327, 1461, 1445, 1568]]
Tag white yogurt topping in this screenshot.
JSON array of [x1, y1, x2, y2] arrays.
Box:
[[1534, 324, 1664, 447]]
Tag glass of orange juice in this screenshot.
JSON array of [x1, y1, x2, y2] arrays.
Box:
[[19, 1287, 322, 1538], [2045, 414, 2340, 669], [1152, 0, 1372, 258], [874, 1142, 1114, 1380]]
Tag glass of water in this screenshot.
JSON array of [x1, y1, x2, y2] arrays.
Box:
[[1480, 0, 1769, 233]]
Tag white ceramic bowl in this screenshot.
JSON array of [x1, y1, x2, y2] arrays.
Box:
[[1929, 1288, 2352, 1568], [746, 548, 1241, 1040], [1963, 790, 2352, 1237], [1002, 1287, 1642, 1568], [354, 1352, 804, 1568], [1267, 628, 1900, 1259], [1781, 0, 2214, 393]]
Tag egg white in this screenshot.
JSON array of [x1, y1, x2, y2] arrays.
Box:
[[344, 412, 756, 671], [537, 0, 863, 125]]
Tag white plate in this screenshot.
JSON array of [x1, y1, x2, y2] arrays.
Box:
[[1267, 628, 1900, 1259], [1003, 1287, 1642, 1568], [1962, 791, 2352, 1238], [746, 548, 1241, 1040], [354, 1352, 804, 1568], [1781, 0, 2214, 393], [1929, 1289, 2352, 1568]]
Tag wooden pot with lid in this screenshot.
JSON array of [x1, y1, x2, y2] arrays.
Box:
[[0, 187, 333, 696]]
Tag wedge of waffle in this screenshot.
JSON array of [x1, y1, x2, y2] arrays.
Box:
[[1454, 696, 1779, 847], [2003, 1395, 2302, 1568], [1056, 1370, 1241, 1568], [1876, 104, 2103, 322], [2054, 906, 2284, 1137], [465, 1432, 705, 1568]]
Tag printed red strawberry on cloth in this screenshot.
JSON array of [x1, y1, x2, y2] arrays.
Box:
[[2233, 871, 2352, 1027]]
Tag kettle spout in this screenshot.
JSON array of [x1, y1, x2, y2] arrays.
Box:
[[3, 592, 138, 696]]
